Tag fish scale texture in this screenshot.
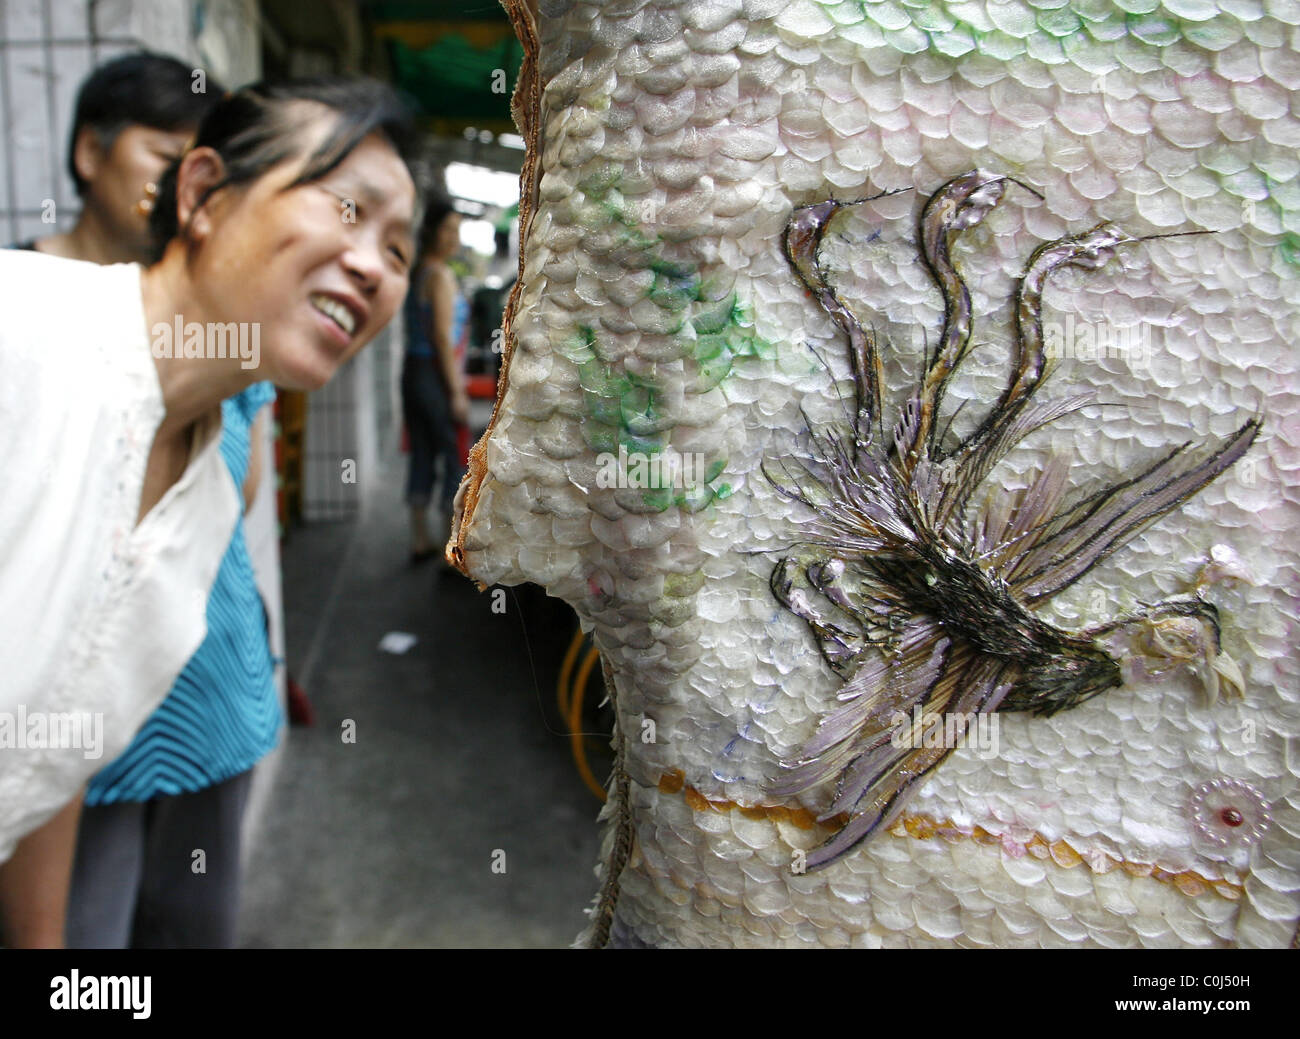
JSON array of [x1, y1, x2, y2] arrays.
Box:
[[463, 0, 1300, 947]]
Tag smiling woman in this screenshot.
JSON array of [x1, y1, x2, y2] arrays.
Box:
[[0, 77, 420, 915], [145, 78, 420, 393]]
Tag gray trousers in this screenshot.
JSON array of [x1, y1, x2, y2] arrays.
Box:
[[65, 770, 253, 949]]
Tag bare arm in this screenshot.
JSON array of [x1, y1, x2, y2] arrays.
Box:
[[424, 264, 469, 426], [0, 793, 84, 948]]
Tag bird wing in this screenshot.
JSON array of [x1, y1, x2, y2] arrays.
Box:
[[800, 652, 1014, 870], [771, 613, 952, 799], [1006, 419, 1260, 603], [935, 394, 1093, 537]]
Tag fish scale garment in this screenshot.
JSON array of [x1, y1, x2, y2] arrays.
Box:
[[455, 0, 1300, 947]]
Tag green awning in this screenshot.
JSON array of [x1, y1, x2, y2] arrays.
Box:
[[387, 34, 523, 121]]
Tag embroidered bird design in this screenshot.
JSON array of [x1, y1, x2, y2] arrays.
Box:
[[768, 170, 1259, 870]]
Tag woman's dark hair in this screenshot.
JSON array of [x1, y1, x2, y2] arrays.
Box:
[[417, 194, 457, 257], [148, 76, 420, 261], [69, 51, 225, 196]]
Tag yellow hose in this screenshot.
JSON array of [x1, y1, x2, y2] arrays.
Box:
[[568, 646, 608, 802], [557, 624, 584, 719]]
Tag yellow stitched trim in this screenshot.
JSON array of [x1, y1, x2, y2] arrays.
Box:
[[654, 769, 1245, 901]]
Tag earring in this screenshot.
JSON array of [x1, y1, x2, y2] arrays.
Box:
[[135, 181, 158, 217]]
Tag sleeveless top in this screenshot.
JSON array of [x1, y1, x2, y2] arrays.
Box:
[[84, 382, 282, 804], [404, 263, 468, 359]]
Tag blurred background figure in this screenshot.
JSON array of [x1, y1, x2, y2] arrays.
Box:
[[402, 197, 469, 564], [18, 52, 209, 263]]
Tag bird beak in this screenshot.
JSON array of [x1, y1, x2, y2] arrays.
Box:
[[1200, 650, 1247, 706]]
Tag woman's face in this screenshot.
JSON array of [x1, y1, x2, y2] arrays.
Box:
[[85, 125, 191, 259], [433, 212, 461, 260], [187, 119, 417, 391]]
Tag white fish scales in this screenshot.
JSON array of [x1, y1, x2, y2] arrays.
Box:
[[454, 0, 1300, 947]]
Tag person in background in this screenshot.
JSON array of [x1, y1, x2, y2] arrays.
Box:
[[21, 52, 215, 264], [0, 73, 419, 946], [402, 197, 469, 564], [65, 381, 277, 948]]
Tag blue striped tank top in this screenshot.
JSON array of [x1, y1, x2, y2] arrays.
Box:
[[84, 382, 282, 804]]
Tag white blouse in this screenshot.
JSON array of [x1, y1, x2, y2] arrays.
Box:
[[0, 251, 239, 862]]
